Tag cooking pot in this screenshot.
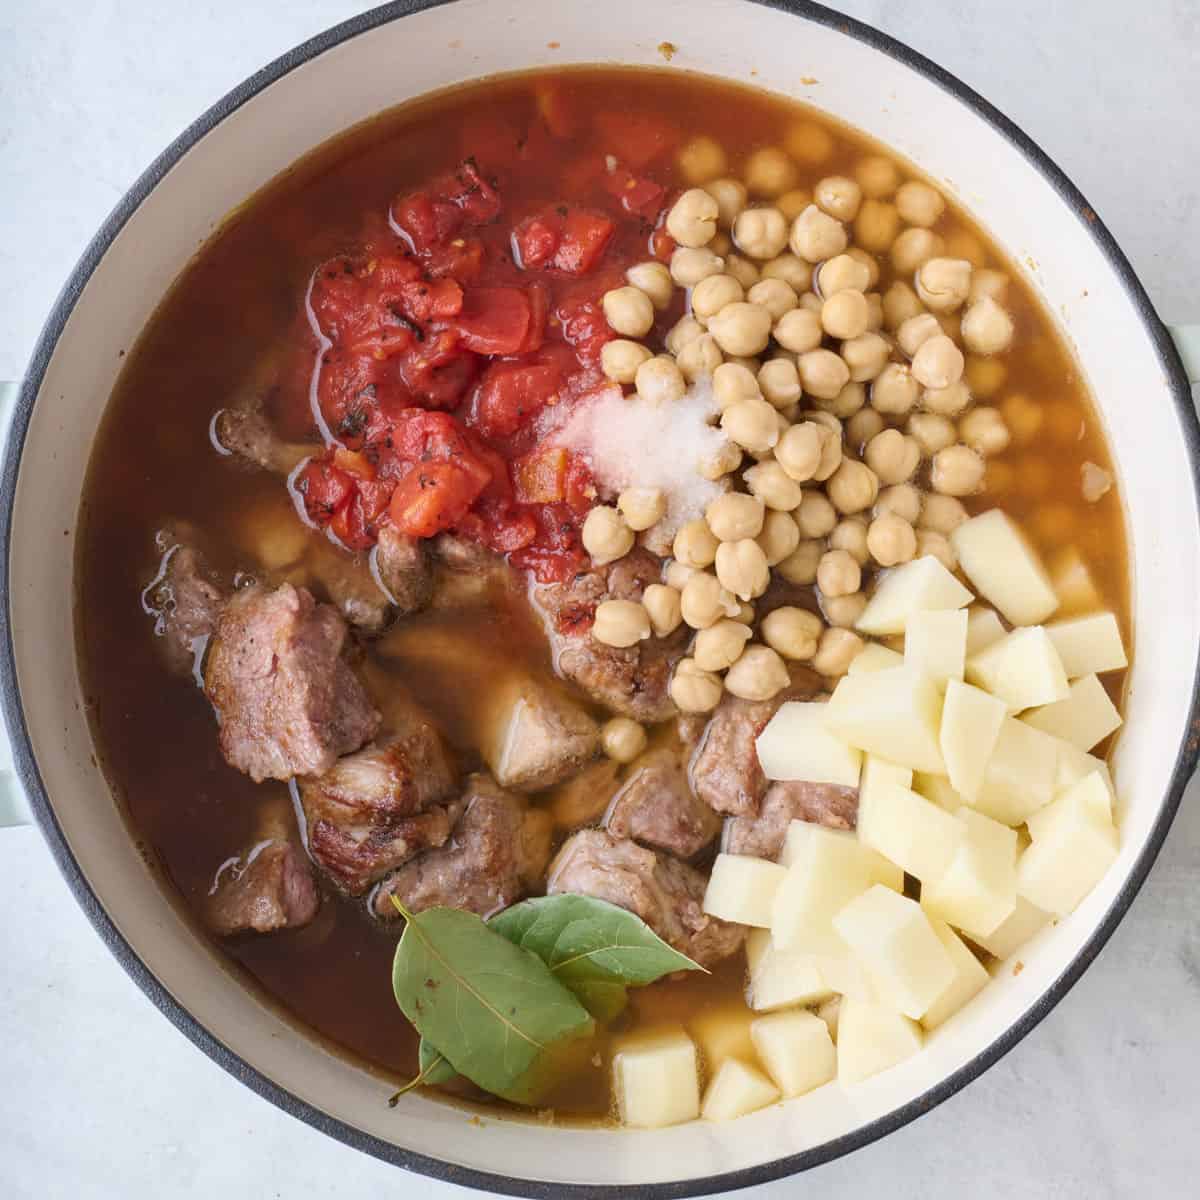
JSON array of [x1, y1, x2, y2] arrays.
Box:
[[3, 1, 1199, 1193]]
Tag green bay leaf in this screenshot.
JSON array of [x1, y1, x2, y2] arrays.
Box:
[[418, 1038, 457, 1087]]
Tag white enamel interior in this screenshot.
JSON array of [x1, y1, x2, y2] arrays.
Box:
[[7, 0, 1198, 1189]]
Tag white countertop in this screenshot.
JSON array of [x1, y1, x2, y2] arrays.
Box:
[[3, 2, 1199, 1196]]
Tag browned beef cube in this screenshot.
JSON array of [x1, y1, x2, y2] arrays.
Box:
[[150, 545, 227, 676], [204, 583, 380, 782], [214, 405, 315, 476], [207, 838, 319, 936], [723, 780, 859, 860], [373, 523, 433, 617], [605, 748, 721, 858]]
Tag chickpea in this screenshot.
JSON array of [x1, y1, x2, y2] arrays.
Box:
[[706, 491, 765, 541], [812, 627, 864, 677], [665, 314, 705, 356], [897, 312, 942, 359], [799, 290, 824, 313], [821, 290, 869, 340], [875, 483, 921, 525], [777, 537, 825, 584], [681, 570, 739, 629], [724, 254, 761, 289], [965, 356, 1007, 398], [785, 120, 835, 164], [625, 261, 674, 311], [675, 518, 722, 569], [777, 188, 813, 221], [712, 362, 760, 411], [744, 460, 804, 511], [813, 174, 863, 222], [757, 358, 802, 409], [761, 606, 822, 661], [670, 247, 725, 287], [797, 349, 850, 400], [864, 292, 884, 332], [931, 443, 985, 496], [710, 230, 732, 256], [676, 333, 723, 381], [922, 380, 971, 416], [732, 599, 757, 625], [916, 529, 957, 571], [716, 538, 770, 601], [694, 619, 753, 671], [708, 302, 773, 357], [617, 487, 667, 532], [691, 274, 744, 323], [866, 512, 918, 567], [882, 280, 925, 330], [893, 180, 945, 227], [864, 429, 920, 485], [635, 355, 687, 405], [773, 307, 824, 354], [721, 395, 781, 453], [919, 493, 968, 535], [664, 559, 696, 591], [670, 658, 724, 713], [845, 406, 885, 449], [817, 547, 862, 597], [582, 505, 634, 565], [771, 422, 819, 483], [907, 412, 957, 456], [704, 177, 748, 228], [916, 257, 973, 313], [744, 146, 797, 197], [855, 155, 899, 198], [602, 286, 655, 338], [911, 335, 965, 390], [969, 268, 1009, 305], [805, 408, 841, 435], [600, 338, 653, 384], [810, 381, 865, 421], [854, 199, 900, 253], [870, 362, 920, 415], [756, 509, 801, 565], [641, 583, 683, 638], [815, 428, 846, 483], [724, 644, 789, 701], [678, 136, 727, 185], [944, 229, 986, 267], [797, 493, 838, 541], [827, 459, 880, 514], [823, 590, 867, 629], [600, 716, 648, 763], [760, 253, 811, 291], [959, 406, 1011, 456], [817, 253, 870, 298], [593, 599, 651, 647], [829, 515, 870, 564], [667, 187, 720, 248], [746, 278, 798, 321], [841, 332, 891, 383], [891, 227, 944, 275], [961, 297, 1015, 355], [734, 206, 791, 261], [790, 205, 848, 263], [698, 438, 743, 480]]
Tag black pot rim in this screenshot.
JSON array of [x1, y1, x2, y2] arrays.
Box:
[[3, 1, 1198, 1196]]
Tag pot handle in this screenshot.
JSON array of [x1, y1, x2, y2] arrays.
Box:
[[1169, 325, 1200, 384], [0, 379, 31, 827]]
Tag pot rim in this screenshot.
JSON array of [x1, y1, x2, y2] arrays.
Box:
[[3, 1, 1198, 1195]]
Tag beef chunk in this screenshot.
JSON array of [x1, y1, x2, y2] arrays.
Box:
[[723, 780, 859, 859], [373, 774, 532, 919], [305, 536, 393, 633], [214, 406, 315, 476], [547, 830, 744, 968], [207, 837, 319, 936], [205, 583, 380, 781], [373, 524, 433, 617], [483, 678, 599, 792], [606, 748, 721, 858], [299, 718, 458, 894], [690, 667, 824, 817], [432, 532, 501, 571], [150, 545, 227, 676]]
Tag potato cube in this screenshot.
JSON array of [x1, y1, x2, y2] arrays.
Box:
[[1055, 742, 1116, 803], [1045, 612, 1127, 677], [836, 998, 924, 1086], [857, 783, 964, 883], [746, 929, 834, 1012], [750, 1010, 837, 1097], [1020, 673, 1122, 750], [825, 668, 946, 773], [950, 509, 1058, 627], [689, 997, 758, 1068], [756, 701, 862, 787], [833, 886, 957, 1019], [701, 1057, 781, 1122], [704, 854, 787, 927], [965, 606, 1007, 656], [859, 755, 914, 808], [773, 824, 902, 956], [914, 771, 967, 812], [971, 895, 1051, 960], [848, 642, 905, 674], [965, 626, 1070, 712], [613, 1030, 700, 1128], [1017, 806, 1118, 917], [939, 679, 1007, 803], [239, 499, 310, 570], [972, 717, 1059, 825], [905, 608, 968, 688], [1049, 546, 1102, 614], [1026, 771, 1113, 843], [816, 996, 842, 1042], [921, 808, 1018, 939], [855, 556, 974, 636], [920, 919, 990, 1030]]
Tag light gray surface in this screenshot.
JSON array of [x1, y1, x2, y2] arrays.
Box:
[[2, 2, 1199, 1197]]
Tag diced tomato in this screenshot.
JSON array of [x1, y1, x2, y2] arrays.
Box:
[[332, 447, 376, 481], [295, 457, 355, 523], [601, 168, 665, 219], [395, 329, 479, 409], [455, 287, 531, 354], [514, 214, 560, 269], [513, 446, 568, 503], [443, 158, 503, 225], [510, 503, 589, 583], [472, 361, 561, 439], [330, 478, 392, 550], [650, 224, 676, 263], [394, 276, 464, 323], [515, 282, 550, 354], [393, 192, 458, 252], [553, 210, 615, 274], [563, 454, 596, 513], [554, 296, 612, 364], [387, 461, 484, 537], [424, 236, 486, 283], [593, 111, 679, 168]]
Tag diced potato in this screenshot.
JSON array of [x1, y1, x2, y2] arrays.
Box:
[[1049, 546, 1102, 614], [1021, 673, 1123, 750], [833, 886, 957, 1019], [704, 854, 787, 927], [1017, 797, 1118, 917], [701, 1057, 781, 1122], [965, 606, 1007, 657], [756, 701, 862, 787], [817, 952, 883, 1001], [972, 895, 1051, 960], [939, 679, 1007, 803], [613, 1030, 700, 1128], [746, 930, 833, 1012], [773, 824, 902, 956], [921, 808, 1018, 939], [1026, 771, 1113, 843], [238, 499, 310, 571], [689, 997, 758, 1068], [855, 556, 974, 636], [904, 608, 967, 688], [836, 998, 923, 1086], [825, 668, 946, 773], [859, 756, 914, 808], [913, 772, 967, 812], [816, 996, 842, 1043], [750, 1010, 837, 1097], [847, 642, 905, 674], [857, 783, 964, 883], [950, 509, 1059, 627], [920, 919, 990, 1030], [965, 626, 1070, 712], [972, 717, 1059, 825], [1055, 742, 1116, 803], [1045, 612, 1127, 677]]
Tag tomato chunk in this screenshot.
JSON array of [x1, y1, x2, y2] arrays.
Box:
[[388, 460, 489, 537], [553, 210, 615, 274], [472, 362, 561, 439], [455, 287, 532, 354], [513, 446, 568, 503], [593, 111, 679, 168]]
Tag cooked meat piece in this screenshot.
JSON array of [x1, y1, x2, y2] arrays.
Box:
[[483, 677, 599, 792], [605, 548, 664, 601], [150, 544, 227, 675], [205, 582, 380, 781], [605, 748, 721, 858], [304, 535, 393, 633], [207, 837, 319, 936], [676, 713, 709, 748], [373, 523, 433, 616], [298, 719, 458, 894], [214, 405, 316, 476], [690, 667, 824, 817], [432, 532, 502, 571], [723, 780, 859, 859], [548, 830, 743, 968], [373, 774, 531, 919]]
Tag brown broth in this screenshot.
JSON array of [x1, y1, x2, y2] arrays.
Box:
[[76, 66, 1129, 1121]]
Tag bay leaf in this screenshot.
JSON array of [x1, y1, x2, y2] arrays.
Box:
[[418, 1038, 457, 1087]]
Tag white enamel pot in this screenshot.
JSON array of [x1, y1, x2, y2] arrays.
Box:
[[3, 2, 1199, 1194]]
